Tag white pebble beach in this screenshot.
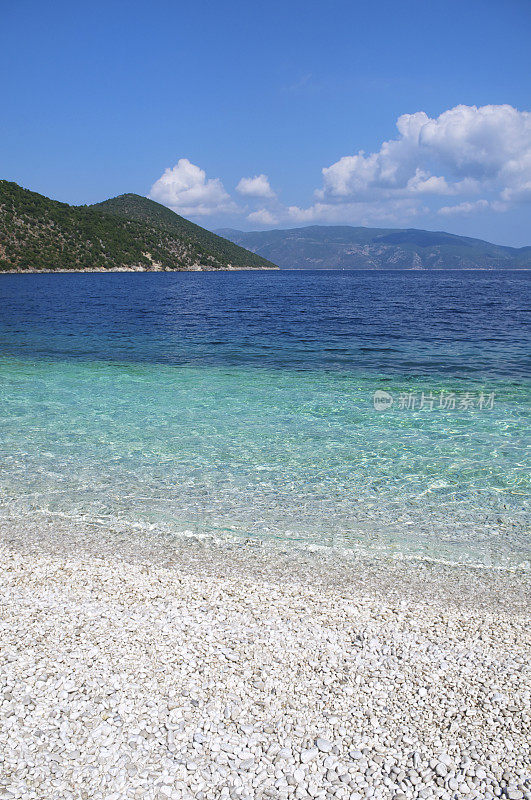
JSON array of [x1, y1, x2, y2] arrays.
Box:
[[1, 517, 529, 800]]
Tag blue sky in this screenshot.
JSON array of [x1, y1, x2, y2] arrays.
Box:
[[1, 0, 530, 245]]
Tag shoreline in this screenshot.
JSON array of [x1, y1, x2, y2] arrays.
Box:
[[1, 517, 529, 799], [1, 512, 529, 613], [0, 265, 278, 274], [0, 267, 529, 274]]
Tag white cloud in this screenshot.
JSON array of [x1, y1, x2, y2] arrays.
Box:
[[149, 158, 237, 216], [438, 199, 509, 216], [236, 174, 276, 199], [287, 198, 423, 226], [406, 169, 453, 195], [149, 106, 530, 229], [247, 208, 278, 226], [500, 146, 531, 202], [438, 200, 491, 216], [276, 104, 531, 227], [313, 104, 531, 216]]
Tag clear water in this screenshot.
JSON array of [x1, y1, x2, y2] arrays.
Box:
[[0, 270, 529, 569]]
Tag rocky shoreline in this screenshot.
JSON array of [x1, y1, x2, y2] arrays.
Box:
[[0, 265, 270, 274], [0, 520, 529, 800]]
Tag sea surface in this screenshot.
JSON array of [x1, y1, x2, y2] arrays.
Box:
[[0, 270, 529, 570]]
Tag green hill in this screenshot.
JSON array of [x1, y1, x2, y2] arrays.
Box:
[[93, 193, 276, 270], [0, 181, 278, 272], [216, 225, 531, 269]]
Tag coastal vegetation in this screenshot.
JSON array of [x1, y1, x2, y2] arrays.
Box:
[[0, 181, 277, 272]]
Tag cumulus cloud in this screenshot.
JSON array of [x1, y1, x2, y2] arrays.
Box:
[[406, 170, 453, 195], [316, 104, 531, 211], [277, 104, 531, 227], [149, 106, 530, 228], [247, 208, 278, 226], [236, 174, 276, 199], [149, 159, 237, 216]]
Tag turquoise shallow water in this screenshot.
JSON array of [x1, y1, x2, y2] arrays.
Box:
[[0, 271, 529, 568]]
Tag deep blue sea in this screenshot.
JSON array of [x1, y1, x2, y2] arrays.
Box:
[[0, 270, 529, 569]]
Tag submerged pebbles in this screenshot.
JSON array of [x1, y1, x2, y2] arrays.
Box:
[[0, 528, 529, 800]]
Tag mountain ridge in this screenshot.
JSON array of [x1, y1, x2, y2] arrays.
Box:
[[216, 225, 531, 269], [0, 182, 278, 272]]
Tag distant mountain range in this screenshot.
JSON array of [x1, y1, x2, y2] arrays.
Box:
[[216, 225, 531, 269], [0, 181, 277, 272]]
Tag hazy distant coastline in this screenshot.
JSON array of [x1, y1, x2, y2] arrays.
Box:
[[217, 225, 531, 270]]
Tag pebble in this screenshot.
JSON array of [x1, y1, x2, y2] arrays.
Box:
[[0, 526, 529, 800]]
